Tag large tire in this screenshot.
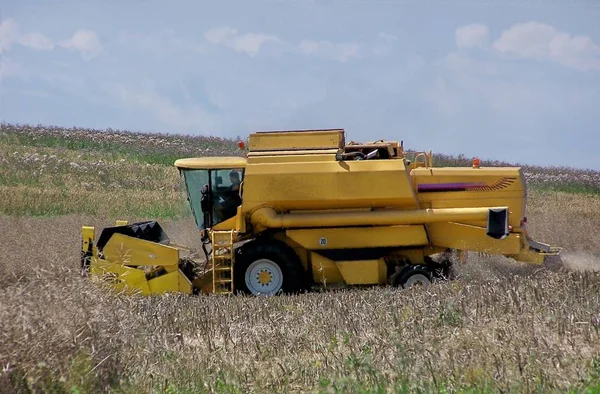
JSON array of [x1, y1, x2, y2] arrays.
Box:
[[234, 240, 305, 295], [394, 265, 432, 289]]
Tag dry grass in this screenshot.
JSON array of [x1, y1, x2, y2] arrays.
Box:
[[1, 123, 600, 393], [1, 193, 599, 393]]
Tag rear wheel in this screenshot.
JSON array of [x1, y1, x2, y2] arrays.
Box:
[[234, 240, 305, 295], [394, 265, 432, 289]]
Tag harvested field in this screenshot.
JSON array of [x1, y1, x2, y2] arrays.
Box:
[[1, 123, 600, 393]]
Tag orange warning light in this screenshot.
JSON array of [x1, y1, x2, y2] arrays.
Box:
[[472, 157, 481, 168], [238, 141, 246, 150]]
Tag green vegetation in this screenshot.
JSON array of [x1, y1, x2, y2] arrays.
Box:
[[2, 123, 599, 218]]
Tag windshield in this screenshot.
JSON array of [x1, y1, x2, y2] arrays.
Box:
[[180, 168, 244, 231], [181, 169, 210, 230]]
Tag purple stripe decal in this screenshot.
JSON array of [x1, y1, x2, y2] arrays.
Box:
[[418, 182, 487, 191]]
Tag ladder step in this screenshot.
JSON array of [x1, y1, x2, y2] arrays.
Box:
[[211, 230, 237, 295]]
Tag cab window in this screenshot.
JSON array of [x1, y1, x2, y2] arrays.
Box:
[[211, 168, 244, 226]]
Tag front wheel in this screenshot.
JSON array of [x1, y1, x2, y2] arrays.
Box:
[[234, 240, 305, 295]]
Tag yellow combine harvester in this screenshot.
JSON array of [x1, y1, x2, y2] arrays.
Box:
[[81, 129, 562, 296]]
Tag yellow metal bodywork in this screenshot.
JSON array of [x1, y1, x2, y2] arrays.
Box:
[[83, 226, 194, 296], [250, 206, 509, 230], [241, 158, 420, 212], [90, 258, 193, 296], [309, 253, 387, 285], [174, 156, 247, 169], [248, 129, 345, 151], [411, 167, 527, 229], [286, 226, 428, 250], [337, 259, 387, 285], [426, 222, 522, 255], [84, 128, 562, 296]]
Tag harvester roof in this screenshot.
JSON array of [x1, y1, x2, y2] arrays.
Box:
[[174, 157, 247, 169]]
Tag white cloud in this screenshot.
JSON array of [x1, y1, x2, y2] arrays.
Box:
[[1, 19, 54, 52], [439, 52, 499, 75], [372, 32, 398, 56], [60, 29, 103, 60], [493, 21, 600, 71], [455, 23, 489, 50], [299, 40, 360, 62], [204, 26, 281, 56], [19, 32, 54, 50], [0, 19, 19, 53], [117, 30, 207, 55], [105, 82, 221, 134]]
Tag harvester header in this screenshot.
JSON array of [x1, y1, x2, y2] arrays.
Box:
[[81, 128, 562, 296]]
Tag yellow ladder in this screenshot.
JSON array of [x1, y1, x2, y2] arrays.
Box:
[[210, 230, 236, 295]]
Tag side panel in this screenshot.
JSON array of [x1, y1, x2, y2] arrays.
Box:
[[247, 153, 338, 163], [412, 167, 527, 229], [311, 252, 344, 284], [286, 225, 429, 250], [90, 258, 193, 295], [102, 234, 180, 271], [248, 129, 345, 151], [336, 259, 387, 285], [427, 222, 522, 254], [242, 159, 420, 212], [148, 271, 193, 294], [309, 253, 386, 285], [90, 258, 152, 295]]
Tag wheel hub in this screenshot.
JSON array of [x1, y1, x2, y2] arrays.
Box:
[[403, 273, 431, 289], [257, 270, 272, 285], [245, 258, 283, 295]]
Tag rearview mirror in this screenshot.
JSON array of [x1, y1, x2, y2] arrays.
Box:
[[215, 176, 223, 185]]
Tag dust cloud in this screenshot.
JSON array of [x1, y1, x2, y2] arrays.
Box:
[[560, 251, 600, 272]]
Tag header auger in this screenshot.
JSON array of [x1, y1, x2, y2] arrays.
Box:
[[81, 128, 562, 296]]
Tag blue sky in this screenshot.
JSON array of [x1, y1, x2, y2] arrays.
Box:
[[1, 0, 599, 169]]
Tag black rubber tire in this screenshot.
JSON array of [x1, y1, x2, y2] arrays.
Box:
[[394, 265, 433, 289], [234, 239, 305, 295]]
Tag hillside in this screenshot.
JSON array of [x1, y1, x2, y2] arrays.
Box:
[[1, 123, 600, 393], [2, 123, 599, 217]]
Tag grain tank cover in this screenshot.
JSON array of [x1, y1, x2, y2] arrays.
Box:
[[248, 129, 346, 152]]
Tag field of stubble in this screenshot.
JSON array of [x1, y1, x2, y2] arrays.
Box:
[[1, 124, 600, 393]]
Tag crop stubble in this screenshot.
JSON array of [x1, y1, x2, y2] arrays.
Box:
[[1, 124, 600, 392]]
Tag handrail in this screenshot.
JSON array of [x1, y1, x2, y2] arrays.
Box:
[[411, 150, 433, 169]]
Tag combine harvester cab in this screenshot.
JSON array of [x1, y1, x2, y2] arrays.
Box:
[[81, 128, 562, 296]]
